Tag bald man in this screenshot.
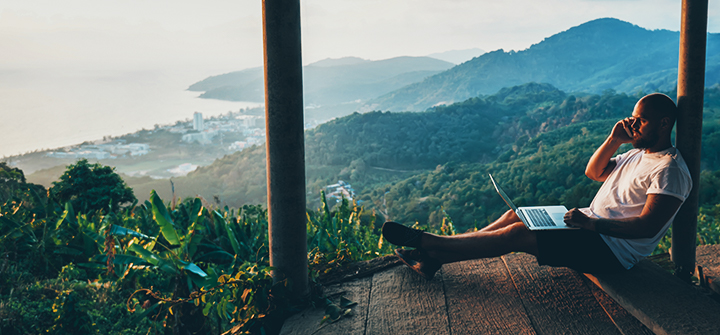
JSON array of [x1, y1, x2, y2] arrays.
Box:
[[382, 93, 692, 279]]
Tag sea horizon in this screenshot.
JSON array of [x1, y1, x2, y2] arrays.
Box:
[[0, 67, 261, 158]]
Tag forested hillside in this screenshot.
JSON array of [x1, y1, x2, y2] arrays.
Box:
[[373, 86, 720, 231], [125, 84, 720, 220], [369, 18, 720, 112]]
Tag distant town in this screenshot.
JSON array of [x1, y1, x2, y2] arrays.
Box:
[[8, 108, 324, 183], [44, 112, 267, 161], [325, 180, 356, 203]]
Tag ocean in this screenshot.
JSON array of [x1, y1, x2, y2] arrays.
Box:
[[0, 67, 261, 158]]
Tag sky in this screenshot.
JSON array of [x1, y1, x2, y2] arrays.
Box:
[[1, 0, 718, 75], [0, 0, 718, 157]]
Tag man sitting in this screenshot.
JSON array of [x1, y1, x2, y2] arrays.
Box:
[[382, 93, 692, 279]]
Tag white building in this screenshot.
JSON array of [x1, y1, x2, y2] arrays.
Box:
[[182, 131, 217, 144], [325, 180, 355, 203], [193, 112, 204, 131]]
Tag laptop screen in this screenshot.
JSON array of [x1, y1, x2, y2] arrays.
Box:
[[489, 174, 519, 213]]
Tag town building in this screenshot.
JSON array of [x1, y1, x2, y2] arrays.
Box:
[[193, 112, 204, 131]]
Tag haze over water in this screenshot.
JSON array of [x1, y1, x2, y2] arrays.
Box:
[[2, 0, 717, 159], [0, 68, 260, 158]]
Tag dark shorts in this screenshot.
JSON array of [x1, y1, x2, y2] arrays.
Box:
[[535, 229, 626, 274]]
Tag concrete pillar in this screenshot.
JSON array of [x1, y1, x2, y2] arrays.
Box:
[[263, 0, 308, 297], [673, 0, 708, 282]]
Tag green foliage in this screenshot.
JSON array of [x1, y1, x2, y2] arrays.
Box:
[[1, 184, 396, 334], [50, 159, 136, 213], [307, 193, 394, 278]]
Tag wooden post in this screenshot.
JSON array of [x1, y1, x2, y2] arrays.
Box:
[[263, 0, 309, 297], [673, 0, 708, 282]]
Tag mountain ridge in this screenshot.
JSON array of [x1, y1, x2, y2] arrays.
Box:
[[188, 56, 454, 106], [367, 18, 720, 112]]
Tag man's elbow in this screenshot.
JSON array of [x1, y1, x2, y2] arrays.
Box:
[[637, 220, 664, 239], [585, 169, 603, 182]]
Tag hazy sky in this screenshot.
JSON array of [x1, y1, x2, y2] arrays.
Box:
[[1, 0, 718, 157], [1, 0, 718, 75]]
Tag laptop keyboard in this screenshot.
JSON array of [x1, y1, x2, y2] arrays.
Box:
[[525, 208, 556, 227]]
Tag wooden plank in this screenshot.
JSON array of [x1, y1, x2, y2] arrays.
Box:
[[583, 276, 654, 335], [365, 265, 450, 334], [442, 258, 536, 335], [585, 259, 720, 335], [696, 244, 720, 295], [503, 253, 623, 335], [279, 277, 371, 335]]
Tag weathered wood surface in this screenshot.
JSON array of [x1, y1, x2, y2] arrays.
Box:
[[585, 259, 720, 335], [503, 253, 623, 335], [316, 255, 401, 286], [696, 244, 720, 295], [365, 265, 450, 334], [282, 247, 720, 335], [583, 276, 654, 335], [443, 258, 536, 335], [279, 277, 372, 335]]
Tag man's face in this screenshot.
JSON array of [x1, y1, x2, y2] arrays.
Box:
[[629, 102, 661, 149]]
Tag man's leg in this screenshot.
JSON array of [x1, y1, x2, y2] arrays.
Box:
[[480, 209, 521, 232], [420, 221, 538, 264]]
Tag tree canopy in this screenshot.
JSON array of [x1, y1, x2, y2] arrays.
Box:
[[50, 159, 136, 213]]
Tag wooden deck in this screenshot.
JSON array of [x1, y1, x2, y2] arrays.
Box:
[[282, 253, 657, 335]]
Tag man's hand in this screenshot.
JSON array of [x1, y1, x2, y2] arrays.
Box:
[[611, 117, 634, 143], [563, 195, 684, 239], [585, 117, 634, 182], [564, 208, 594, 230]]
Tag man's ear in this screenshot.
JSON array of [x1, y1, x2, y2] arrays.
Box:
[[660, 117, 672, 131]]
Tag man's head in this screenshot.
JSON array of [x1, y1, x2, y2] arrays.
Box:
[[629, 93, 677, 151]]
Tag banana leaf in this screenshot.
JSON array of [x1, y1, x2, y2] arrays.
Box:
[[190, 198, 203, 225], [108, 224, 151, 240], [183, 228, 203, 259], [29, 187, 47, 218], [112, 254, 149, 266], [179, 261, 208, 277], [215, 210, 241, 256], [55, 204, 72, 230], [180, 260, 213, 288], [128, 243, 179, 275], [0, 217, 37, 244], [150, 191, 180, 246]]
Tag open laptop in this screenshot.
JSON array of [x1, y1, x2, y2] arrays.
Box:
[[489, 174, 577, 230]]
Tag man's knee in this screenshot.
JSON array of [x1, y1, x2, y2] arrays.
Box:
[[506, 222, 538, 255], [501, 209, 520, 222]]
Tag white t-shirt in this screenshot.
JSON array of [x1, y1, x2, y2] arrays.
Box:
[[580, 147, 692, 269]]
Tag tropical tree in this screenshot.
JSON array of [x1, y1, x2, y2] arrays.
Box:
[[50, 159, 136, 213]]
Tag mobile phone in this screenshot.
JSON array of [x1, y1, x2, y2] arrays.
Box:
[[624, 118, 634, 138], [625, 126, 633, 138]]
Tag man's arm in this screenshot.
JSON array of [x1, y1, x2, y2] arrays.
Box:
[[585, 118, 634, 182], [564, 194, 684, 239]]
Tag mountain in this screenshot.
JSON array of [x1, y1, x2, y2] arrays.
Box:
[[368, 18, 720, 112], [426, 48, 485, 64], [188, 56, 454, 106]]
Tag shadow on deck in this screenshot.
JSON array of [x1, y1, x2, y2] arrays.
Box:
[[281, 246, 720, 335]]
